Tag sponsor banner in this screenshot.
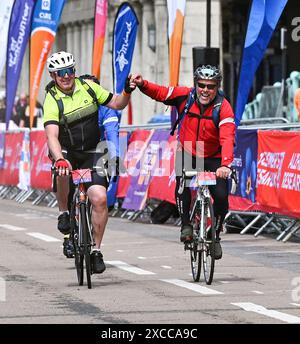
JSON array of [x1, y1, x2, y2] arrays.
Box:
[[29, 130, 52, 190], [231, 129, 258, 203], [148, 132, 177, 204], [18, 130, 31, 190], [256, 131, 300, 217], [0, 132, 24, 186], [122, 130, 169, 211], [6, 0, 35, 129], [0, 132, 5, 169], [235, 0, 288, 125], [0, 0, 14, 78], [92, 0, 107, 79], [116, 129, 153, 200], [107, 130, 130, 207], [30, 0, 65, 128]]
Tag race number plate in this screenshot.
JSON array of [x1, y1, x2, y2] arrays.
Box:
[[190, 171, 216, 187], [72, 169, 92, 185]]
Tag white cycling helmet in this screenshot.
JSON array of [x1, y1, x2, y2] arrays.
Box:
[[194, 65, 222, 82], [47, 51, 75, 72]]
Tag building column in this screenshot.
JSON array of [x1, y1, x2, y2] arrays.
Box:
[[87, 20, 94, 76], [73, 22, 81, 74]]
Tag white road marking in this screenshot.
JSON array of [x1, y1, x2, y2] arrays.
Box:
[[15, 214, 49, 220], [161, 279, 223, 295], [116, 250, 124, 252], [251, 290, 264, 295], [106, 261, 156, 275], [244, 250, 300, 255], [138, 256, 146, 260], [0, 224, 27, 231], [161, 265, 172, 269], [26, 232, 61, 242], [232, 302, 300, 324], [220, 281, 230, 284], [290, 303, 300, 307]]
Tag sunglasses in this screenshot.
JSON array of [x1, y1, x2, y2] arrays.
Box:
[[56, 67, 75, 77], [197, 82, 217, 90]]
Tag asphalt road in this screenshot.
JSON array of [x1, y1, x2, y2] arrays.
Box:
[[0, 198, 300, 325]]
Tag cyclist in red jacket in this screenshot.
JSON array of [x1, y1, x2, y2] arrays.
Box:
[[132, 65, 236, 259]]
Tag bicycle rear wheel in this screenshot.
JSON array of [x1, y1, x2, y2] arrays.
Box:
[[202, 199, 216, 285], [80, 203, 92, 289], [190, 204, 202, 281], [70, 200, 83, 286]]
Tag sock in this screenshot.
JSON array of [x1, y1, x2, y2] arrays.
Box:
[[59, 210, 69, 215]]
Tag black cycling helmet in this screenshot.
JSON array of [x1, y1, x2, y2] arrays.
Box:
[[194, 65, 222, 83]]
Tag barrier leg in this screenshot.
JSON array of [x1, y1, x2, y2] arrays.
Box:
[[282, 221, 300, 242], [254, 216, 274, 237], [276, 220, 297, 241], [240, 214, 262, 235]]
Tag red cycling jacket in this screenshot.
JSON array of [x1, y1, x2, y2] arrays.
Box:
[[140, 80, 236, 166]]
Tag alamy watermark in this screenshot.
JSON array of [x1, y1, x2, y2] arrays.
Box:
[[0, 277, 6, 302], [291, 17, 300, 42]]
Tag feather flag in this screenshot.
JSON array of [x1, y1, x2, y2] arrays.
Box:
[[0, 0, 14, 79], [92, 0, 107, 79], [235, 0, 288, 126], [29, 0, 65, 129], [167, 0, 186, 87], [6, 0, 35, 130]]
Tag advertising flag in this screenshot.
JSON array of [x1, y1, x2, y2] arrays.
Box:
[[29, 0, 65, 129], [112, 2, 139, 95], [5, 0, 35, 129], [235, 0, 288, 126], [92, 0, 107, 79], [0, 0, 14, 79], [167, 0, 186, 87]]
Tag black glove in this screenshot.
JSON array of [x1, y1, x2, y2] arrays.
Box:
[[124, 76, 134, 94]]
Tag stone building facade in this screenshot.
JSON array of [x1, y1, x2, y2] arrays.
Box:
[[7, 0, 221, 125]]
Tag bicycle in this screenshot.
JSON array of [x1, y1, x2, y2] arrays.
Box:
[[68, 162, 109, 289], [180, 169, 237, 285]]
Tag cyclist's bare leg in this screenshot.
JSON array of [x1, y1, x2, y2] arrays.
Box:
[[56, 176, 69, 211], [87, 185, 108, 249]]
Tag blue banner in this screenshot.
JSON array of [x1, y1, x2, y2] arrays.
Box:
[[231, 129, 258, 203], [5, 0, 35, 129], [235, 0, 288, 126], [112, 2, 139, 94]]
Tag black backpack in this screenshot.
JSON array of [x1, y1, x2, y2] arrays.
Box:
[[170, 88, 224, 136], [150, 200, 179, 224]]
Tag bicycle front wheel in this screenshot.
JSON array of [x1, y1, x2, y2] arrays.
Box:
[[70, 199, 84, 286], [202, 199, 216, 285], [80, 203, 92, 289], [190, 204, 202, 281], [190, 240, 202, 282]]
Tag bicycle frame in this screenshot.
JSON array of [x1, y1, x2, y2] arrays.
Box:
[[189, 184, 212, 242]]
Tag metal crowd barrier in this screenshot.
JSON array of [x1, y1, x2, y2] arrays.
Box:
[[1, 122, 300, 242]]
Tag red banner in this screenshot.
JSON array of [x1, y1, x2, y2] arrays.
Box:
[[30, 131, 52, 191], [117, 130, 153, 198], [148, 134, 177, 204], [0, 132, 23, 186], [256, 131, 300, 217]]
